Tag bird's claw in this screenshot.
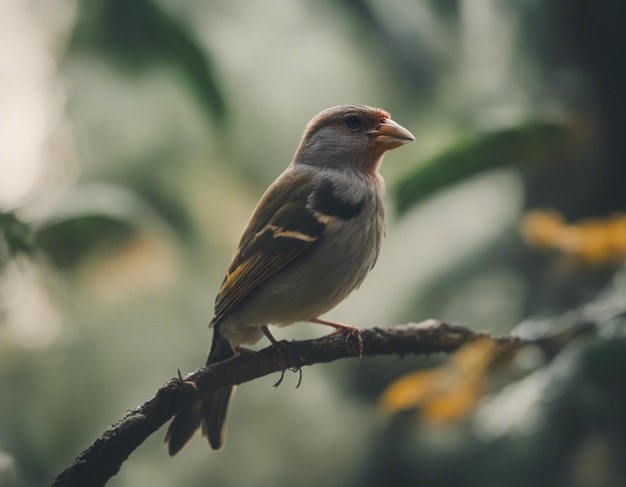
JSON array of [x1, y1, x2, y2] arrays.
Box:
[[333, 326, 364, 362], [270, 339, 303, 388], [261, 325, 303, 388], [312, 318, 364, 362]]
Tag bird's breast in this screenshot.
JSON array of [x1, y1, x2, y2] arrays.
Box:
[[220, 171, 385, 344]]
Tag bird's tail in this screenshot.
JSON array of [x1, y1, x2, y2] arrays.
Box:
[[165, 327, 236, 455]]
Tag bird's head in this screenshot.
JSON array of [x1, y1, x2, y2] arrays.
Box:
[[293, 104, 414, 174]]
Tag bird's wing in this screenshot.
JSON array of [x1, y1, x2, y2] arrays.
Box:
[[211, 170, 328, 325]]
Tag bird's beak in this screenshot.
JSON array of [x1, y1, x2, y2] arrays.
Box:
[[368, 118, 415, 147]]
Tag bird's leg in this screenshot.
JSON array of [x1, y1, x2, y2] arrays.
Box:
[[261, 325, 303, 388], [310, 318, 364, 361], [311, 317, 360, 334]]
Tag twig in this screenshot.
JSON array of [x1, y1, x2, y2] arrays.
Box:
[[51, 320, 585, 487]]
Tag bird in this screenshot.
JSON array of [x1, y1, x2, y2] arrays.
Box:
[[165, 104, 414, 455]]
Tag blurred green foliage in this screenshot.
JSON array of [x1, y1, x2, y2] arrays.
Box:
[[1, 1, 625, 487], [0, 213, 33, 257], [394, 120, 569, 214], [394, 120, 566, 213], [70, 0, 226, 123], [36, 216, 133, 269]]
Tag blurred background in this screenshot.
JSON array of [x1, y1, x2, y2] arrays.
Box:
[[1, 0, 625, 486]]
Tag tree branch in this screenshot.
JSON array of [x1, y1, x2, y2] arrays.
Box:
[[50, 320, 589, 487]]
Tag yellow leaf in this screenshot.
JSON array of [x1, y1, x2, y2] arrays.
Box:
[[522, 210, 626, 265], [380, 339, 501, 423], [380, 369, 446, 413]]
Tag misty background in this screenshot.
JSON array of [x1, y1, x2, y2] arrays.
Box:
[[1, 1, 625, 486]]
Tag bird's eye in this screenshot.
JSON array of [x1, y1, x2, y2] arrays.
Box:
[[344, 116, 362, 130]]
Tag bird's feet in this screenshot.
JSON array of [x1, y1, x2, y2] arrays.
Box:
[[261, 325, 303, 388], [310, 318, 364, 361]]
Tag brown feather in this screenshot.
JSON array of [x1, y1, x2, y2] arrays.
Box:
[[211, 170, 326, 325]]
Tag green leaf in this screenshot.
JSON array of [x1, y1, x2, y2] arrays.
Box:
[[35, 216, 133, 269], [70, 0, 226, 122], [0, 212, 34, 256], [34, 183, 170, 269], [394, 120, 568, 215]]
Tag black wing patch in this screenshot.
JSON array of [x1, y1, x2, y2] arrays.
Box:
[[310, 179, 364, 220]]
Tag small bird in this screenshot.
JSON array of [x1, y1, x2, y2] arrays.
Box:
[[165, 104, 414, 455]]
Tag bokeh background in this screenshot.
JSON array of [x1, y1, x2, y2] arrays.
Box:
[[1, 1, 625, 486]]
